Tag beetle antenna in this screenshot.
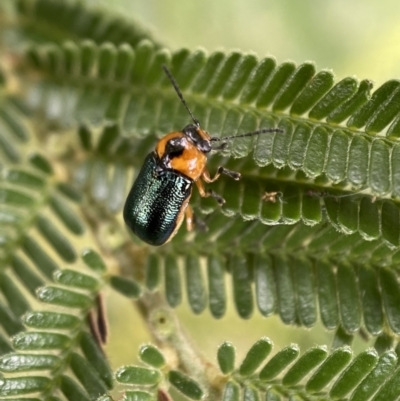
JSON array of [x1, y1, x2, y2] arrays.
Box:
[[162, 65, 200, 127], [210, 128, 284, 142]]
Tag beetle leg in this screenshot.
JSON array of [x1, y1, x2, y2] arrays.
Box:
[[185, 204, 208, 232], [196, 179, 226, 205], [185, 204, 194, 232], [202, 166, 241, 182]]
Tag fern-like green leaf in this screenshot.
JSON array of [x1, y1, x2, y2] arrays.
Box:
[[0, 260, 114, 400], [18, 39, 400, 250], [109, 337, 400, 400], [3, 1, 400, 398], [13, 0, 160, 48], [217, 337, 399, 401]]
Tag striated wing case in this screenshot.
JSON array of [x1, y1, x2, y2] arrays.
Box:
[[123, 152, 193, 245]]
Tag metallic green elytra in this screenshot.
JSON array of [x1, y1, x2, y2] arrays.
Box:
[[123, 65, 283, 246], [123, 153, 192, 246]]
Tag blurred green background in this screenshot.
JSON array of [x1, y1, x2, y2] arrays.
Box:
[[77, 0, 397, 369]]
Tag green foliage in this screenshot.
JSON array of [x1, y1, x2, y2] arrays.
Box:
[[14, 0, 159, 48], [19, 38, 400, 249], [1, 0, 400, 399], [0, 251, 113, 399], [216, 338, 399, 400]]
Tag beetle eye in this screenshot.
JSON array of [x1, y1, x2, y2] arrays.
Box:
[[182, 124, 198, 138], [200, 141, 211, 153], [182, 124, 211, 153]]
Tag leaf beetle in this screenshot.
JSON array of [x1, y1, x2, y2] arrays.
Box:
[[123, 65, 282, 246]]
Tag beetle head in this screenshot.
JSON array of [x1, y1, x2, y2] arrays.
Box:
[[182, 124, 212, 153]]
